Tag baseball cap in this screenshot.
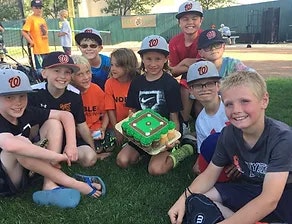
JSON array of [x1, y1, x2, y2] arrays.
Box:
[[137, 35, 169, 55], [31, 0, 43, 7], [176, 1, 203, 19], [42, 51, 80, 73], [187, 61, 220, 83], [198, 29, 225, 50], [0, 69, 33, 96], [75, 28, 103, 45]]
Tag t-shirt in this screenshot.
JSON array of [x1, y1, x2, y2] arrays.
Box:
[[168, 30, 203, 67], [22, 15, 49, 55], [0, 106, 50, 145], [219, 57, 255, 78], [104, 77, 131, 123], [126, 72, 183, 119], [28, 82, 85, 124], [212, 117, 292, 185], [59, 19, 72, 48], [81, 83, 106, 131], [91, 54, 111, 90], [195, 99, 229, 153]]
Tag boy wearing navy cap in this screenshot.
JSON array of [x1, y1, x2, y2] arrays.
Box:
[[0, 69, 104, 207], [28, 51, 111, 168], [75, 28, 110, 90]]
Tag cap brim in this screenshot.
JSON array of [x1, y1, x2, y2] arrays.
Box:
[[0, 90, 34, 96], [137, 49, 169, 56], [187, 76, 221, 84], [75, 33, 102, 45], [176, 11, 203, 19], [198, 40, 225, 50], [44, 64, 80, 73]]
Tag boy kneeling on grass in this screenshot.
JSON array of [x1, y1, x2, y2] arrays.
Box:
[[0, 69, 105, 208], [168, 71, 292, 224]]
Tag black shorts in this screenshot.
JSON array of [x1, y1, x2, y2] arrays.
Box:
[[0, 160, 29, 196]]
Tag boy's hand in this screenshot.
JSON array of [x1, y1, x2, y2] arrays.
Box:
[[225, 164, 242, 179], [168, 195, 186, 224], [63, 144, 78, 162], [51, 153, 71, 167]]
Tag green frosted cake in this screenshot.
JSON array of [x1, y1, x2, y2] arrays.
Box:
[[121, 109, 176, 150]]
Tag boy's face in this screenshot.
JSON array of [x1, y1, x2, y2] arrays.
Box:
[[32, 6, 42, 16], [42, 66, 73, 91], [78, 39, 102, 61], [110, 56, 127, 80], [199, 43, 225, 62], [178, 14, 203, 35], [222, 85, 269, 132], [0, 94, 27, 122], [141, 51, 168, 77], [188, 78, 220, 103], [71, 64, 92, 92]]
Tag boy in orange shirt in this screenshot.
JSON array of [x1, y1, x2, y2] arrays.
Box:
[[71, 55, 115, 154]]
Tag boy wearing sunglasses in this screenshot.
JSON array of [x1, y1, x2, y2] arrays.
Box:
[[198, 29, 253, 78], [75, 28, 110, 90]]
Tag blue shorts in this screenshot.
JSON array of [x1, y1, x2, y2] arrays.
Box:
[[215, 182, 292, 223]]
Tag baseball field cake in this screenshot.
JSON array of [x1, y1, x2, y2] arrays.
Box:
[[120, 109, 178, 152]]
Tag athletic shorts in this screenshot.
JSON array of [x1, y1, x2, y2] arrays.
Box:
[[215, 182, 292, 223], [0, 160, 29, 196]]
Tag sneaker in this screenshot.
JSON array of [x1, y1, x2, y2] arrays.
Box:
[[101, 131, 116, 152], [182, 123, 191, 135], [169, 144, 194, 168]]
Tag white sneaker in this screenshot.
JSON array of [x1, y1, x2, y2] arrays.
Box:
[[182, 123, 191, 136]]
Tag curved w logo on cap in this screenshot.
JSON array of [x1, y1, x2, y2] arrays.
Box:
[[9, 76, 21, 88], [84, 29, 93, 33], [149, 38, 159, 47], [206, 30, 216, 40], [58, 54, 70, 64], [185, 3, 193, 11], [198, 65, 208, 76]]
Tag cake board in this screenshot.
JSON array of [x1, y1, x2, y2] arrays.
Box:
[[115, 112, 181, 155]]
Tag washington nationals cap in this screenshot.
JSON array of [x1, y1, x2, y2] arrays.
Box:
[[31, 0, 43, 7], [198, 29, 225, 50], [176, 1, 203, 19], [75, 28, 103, 45], [0, 69, 33, 96], [187, 61, 220, 83], [42, 51, 80, 73], [138, 35, 169, 55]]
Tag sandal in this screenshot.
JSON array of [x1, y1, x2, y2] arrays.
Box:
[[74, 174, 106, 196]]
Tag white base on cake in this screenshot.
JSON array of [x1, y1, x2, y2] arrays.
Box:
[[115, 112, 181, 155]]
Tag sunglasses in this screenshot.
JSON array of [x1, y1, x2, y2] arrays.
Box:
[[203, 43, 223, 52], [79, 44, 99, 49]]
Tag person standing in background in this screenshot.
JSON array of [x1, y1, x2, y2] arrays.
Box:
[[21, 0, 49, 70], [58, 9, 72, 55]]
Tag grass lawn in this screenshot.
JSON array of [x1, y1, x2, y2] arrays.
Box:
[[1, 78, 292, 224]]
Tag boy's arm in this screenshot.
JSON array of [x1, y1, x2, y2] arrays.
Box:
[[219, 172, 288, 224], [76, 122, 95, 149], [21, 30, 34, 47], [170, 58, 199, 77], [169, 112, 180, 131], [48, 110, 78, 161], [0, 133, 69, 165]]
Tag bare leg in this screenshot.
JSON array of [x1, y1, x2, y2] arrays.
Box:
[[116, 143, 140, 168], [148, 151, 173, 175]]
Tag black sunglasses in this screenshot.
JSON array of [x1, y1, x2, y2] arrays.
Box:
[[79, 44, 99, 49]]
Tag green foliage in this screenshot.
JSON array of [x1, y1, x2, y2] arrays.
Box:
[[0, 0, 23, 20], [198, 0, 236, 10], [101, 0, 161, 16]]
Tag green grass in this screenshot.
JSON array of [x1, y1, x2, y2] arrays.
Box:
[[1, 78, 292, 224]]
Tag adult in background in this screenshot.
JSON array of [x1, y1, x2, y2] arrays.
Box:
[[21, 0, 49, 70], [168, 1, 204, 135]]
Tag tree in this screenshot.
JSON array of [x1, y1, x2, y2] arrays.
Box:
[[198, 0, 236, 10], [101, 0, 161, 16]]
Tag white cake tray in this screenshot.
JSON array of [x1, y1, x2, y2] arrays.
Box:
[[115, 112, 181, 155]]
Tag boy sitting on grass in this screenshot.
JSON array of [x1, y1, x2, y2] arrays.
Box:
[[28, 51, 108, 167], [0, 69, 104, 208]]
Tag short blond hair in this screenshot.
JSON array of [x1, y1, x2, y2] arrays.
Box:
[[220, 71, 267, 99], [59, 9, 68, 18], [71, 55, 91, 72]]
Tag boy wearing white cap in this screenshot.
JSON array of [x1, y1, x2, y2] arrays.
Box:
[[75, 28, 110, 90], [169, 1, 204, 134], [116, 35, 194, 175], [0, 69, 105, 207]]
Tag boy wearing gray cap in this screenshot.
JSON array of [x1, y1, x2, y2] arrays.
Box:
[[75, 28, 110, 90], [0, 69, 104, 207]]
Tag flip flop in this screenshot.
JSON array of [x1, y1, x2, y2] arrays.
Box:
[[74, 174, 106, 196], [32, 187, 81, 208]]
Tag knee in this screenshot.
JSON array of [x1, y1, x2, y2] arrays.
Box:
[[116, 156, 130, 168], [148, 164, 168, 176]]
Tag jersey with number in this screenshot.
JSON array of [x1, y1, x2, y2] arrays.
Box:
[[126, 72, 183, 120], [28, 82, 85, 124], [91, 54, 110, 90]]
